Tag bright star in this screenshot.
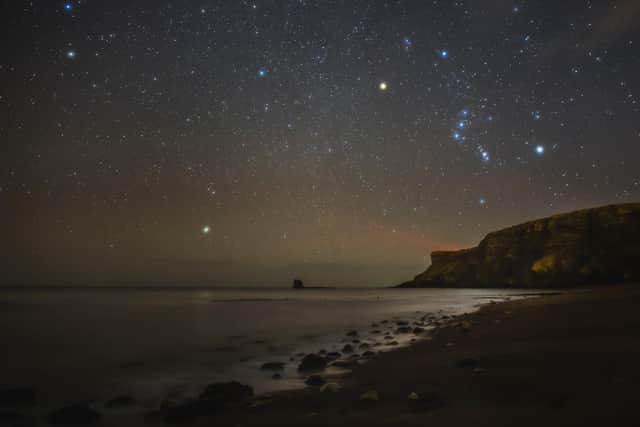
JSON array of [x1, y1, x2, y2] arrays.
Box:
[[481, 150, 490, 161], [66, 50, 76, 59], [64, 3, 73, 11], [379, 81, 388, 91], [202, 225, 211, 234], [456, 120, 467, 129], [403, 37, 412, 48], [439, 49, 449, 59], [257, 68, 266, 77], [461, 109, 469, 117], [452, 131, 462, 141], [479, 198, 486, 205], [535, 145, 545, 155]]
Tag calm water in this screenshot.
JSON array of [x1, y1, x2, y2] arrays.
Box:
[[0, 287, 532, 409]]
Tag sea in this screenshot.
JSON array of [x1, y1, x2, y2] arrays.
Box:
[[0, 286, 535, 412]]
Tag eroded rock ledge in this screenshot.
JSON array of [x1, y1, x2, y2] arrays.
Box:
[[397, 203, 640, 288]]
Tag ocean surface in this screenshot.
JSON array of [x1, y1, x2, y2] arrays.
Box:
[[0, 286, 535, 410]]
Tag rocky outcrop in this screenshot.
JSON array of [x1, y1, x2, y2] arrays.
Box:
[[397, 203, 640, 288]]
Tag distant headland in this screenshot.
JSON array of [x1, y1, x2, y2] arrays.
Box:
[[396, 202, 640, 288]]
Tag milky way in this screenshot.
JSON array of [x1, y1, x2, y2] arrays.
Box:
[[1, 1, 639, 286]]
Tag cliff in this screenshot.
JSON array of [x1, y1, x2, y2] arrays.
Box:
[[397, 203, 640, 288]]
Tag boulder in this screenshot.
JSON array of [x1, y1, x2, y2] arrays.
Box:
[[396, 203, 640, 288], [199, 381, 253, 404], [341, 344, 354, 353], [319, 383, 341, 393], [298, 354, 327, 372], [305, 374, 326, 387], [346, 330, 358, 337], [395, 326, 412, 334], [413, 327, 425, 334], [360, 390, 379, 401], [48, 404, 100, 425]]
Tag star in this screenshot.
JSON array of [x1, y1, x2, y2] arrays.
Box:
[[66, 50, 76, 59], [535, 145, 545, 155], [63, 3, 73, 12], [456, 120, 467, 129], [379, 81, 388, 91], [403, 37, 412, 48], [452, 131, 462, 141], [202, 225, 211, 234], [439, 49, 449, 59], [257, 68, 266, 77]]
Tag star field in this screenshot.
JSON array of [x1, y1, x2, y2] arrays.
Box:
[[1, 0, 639, 286]]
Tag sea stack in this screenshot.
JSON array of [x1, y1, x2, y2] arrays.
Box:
[[397, 203, 640, 288]]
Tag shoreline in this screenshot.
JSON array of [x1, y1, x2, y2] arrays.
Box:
[[197, 284, 640, 426], [4, 285, 639, 426]]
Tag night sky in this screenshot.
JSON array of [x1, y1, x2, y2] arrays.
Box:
[[1, 1, 639, 286]]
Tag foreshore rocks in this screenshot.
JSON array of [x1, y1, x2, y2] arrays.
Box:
[[159, 381, 253, 422], [397, 203, 640, 288], [298, 354, 328, 372]]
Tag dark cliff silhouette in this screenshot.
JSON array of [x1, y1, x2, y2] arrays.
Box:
[[397, 203, 640, 288]]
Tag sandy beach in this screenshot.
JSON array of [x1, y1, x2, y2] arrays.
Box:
[[192, 284, 640, 427]]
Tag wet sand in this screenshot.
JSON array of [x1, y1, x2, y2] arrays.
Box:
[[204, 284, 640, 426]]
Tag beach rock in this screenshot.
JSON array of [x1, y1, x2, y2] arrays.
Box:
[[388, 341, 399, 346], [272, 373, 282, 379], [48, 404, 101, 425], [359, 342, 370, 349], [383, 335, 393, 340], [371, 329, 382, 334], [260, 361, 285, 371], [305, 374, 326, 387], [360, 390, 379, 401], [319, 383, 341, 393], [396, 320, 409, 326], [395, 326, 412, 334], [396, 203, 640, 288], [105, 395, 136, 408], [0, 388, 35, 406], [326, 351, 341, 359], [346, 330, 358, 337], [413, 327, 425, 334], [199, 381, 253, 404], [298, 354, 328, 372], [341, 344, 354, 353]]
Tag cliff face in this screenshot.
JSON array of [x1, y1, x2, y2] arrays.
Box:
[[398, 203, 640, 288]]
